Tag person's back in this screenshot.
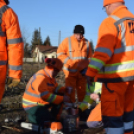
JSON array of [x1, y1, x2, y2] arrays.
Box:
[[0, 0, 23, 102], [86, 0, 134, 134]]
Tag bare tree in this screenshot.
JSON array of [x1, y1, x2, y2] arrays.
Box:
[[21, 26, 31, 47]]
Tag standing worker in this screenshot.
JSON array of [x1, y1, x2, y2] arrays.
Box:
[[0, 0, 24, 102], [86, 0, 134, 134], [57, 25, 93, 103]]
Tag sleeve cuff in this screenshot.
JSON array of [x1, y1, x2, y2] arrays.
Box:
[[86, 67, 98, 77]]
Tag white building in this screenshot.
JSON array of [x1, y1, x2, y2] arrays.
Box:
[[23, 45, 57, 63]]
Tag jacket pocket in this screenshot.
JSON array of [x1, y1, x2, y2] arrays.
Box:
[[101, 93, 116, 116]]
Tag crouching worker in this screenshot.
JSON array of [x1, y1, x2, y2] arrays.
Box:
[[22, 58, 70, 128], [79, 82, 103, 128]]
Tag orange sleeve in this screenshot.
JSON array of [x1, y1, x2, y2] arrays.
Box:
[[33, 76, 63, 105], [86, 18, 117, 77], [5, 8, 24, 79], [57, 38, 74, 68]]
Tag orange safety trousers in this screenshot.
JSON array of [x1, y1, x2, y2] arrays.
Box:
[[101, 81, 134, 134], [65, 71, 86, 103], [0, 66, 7, 102]]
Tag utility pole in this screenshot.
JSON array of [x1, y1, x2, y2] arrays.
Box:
[[58, 31, 61, 46], [38, 27, 41, 69]]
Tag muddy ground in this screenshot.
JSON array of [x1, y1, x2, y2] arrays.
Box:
[[0, 63, 104, 134]]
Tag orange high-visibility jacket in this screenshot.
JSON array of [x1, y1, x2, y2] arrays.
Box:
[[57, 35, 93, 75], [0, 0, 24, 81], [86, 6, 134, 83], [22, 69, 65, 110]]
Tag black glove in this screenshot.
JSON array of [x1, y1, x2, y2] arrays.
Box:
[[80, 68, 88, 76]]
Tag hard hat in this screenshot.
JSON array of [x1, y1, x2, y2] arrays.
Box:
[[103, 0, 124, 7], [45, 58, 63, 71], [73, 25, 85, 34]]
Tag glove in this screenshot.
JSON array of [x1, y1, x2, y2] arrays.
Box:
[[7, 77, 20, 88], [63, 95, 71, 103], [80, 68, 88, 76]]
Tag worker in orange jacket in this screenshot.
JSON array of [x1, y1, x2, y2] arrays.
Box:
[[0, 0, 24, 102], [86, 0, 134, 134], [22, 58, 71, 127], [57, 25, 93, 103]]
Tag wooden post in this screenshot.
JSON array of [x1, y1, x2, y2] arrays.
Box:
[[38, 27, 40, 69]]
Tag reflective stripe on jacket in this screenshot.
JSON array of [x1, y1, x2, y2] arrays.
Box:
[[0, 1, 23, 79], [57, 35, 92, 74], [86, 6, 134, 83], [22, 69, 64, 110]]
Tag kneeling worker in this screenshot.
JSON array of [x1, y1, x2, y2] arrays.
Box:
[[22, 58, 70, 128]]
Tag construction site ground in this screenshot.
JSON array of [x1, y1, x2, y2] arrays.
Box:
[[0, 63, 104, 134]]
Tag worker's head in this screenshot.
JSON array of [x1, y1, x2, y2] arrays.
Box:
[[4, 0, 10, 5], [45, 58, 63, 78], [103, 0, 124, 15], [73, 25, 84, 42]]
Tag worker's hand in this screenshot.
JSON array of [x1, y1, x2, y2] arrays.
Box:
[[77, 60, 89, 71], [86, 76, 94, 86], [90, 93, 100, 102], [63, 95, 71, 103], [7, 77, 20, 88]]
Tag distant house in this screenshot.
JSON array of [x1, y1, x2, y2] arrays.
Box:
[[31, 45, 58, 63]]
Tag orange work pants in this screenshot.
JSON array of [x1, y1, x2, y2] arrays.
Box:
[[0, 66, 7, 102], [65, 72, 86, 103], [101, 81, 134, 134]]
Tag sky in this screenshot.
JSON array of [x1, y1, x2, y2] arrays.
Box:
[[9, 0, 134, 48]]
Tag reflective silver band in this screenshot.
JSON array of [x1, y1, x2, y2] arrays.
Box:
[[63, 66, 77, 72], [9, 65, 22, 70], [124, 121, 133, 131], [105, 127, 124, 134], [57, 52, 64, 57], [23, 100, 37, 105], [90, 59, 104, 71], [68, 37, 72, 58], [63, 57, 70, 64], [101, 61, 134, 73], [95, 47, 112, 57], [72, 57, 87, 60], [40, 91, 49, 97], [0, 31, 6, 36], [0, 5, 9, 37], [7, 38, 23, 45], [110, 15, 128, 54], [0, 60, 7, 65], [25, 90, 40, 98]]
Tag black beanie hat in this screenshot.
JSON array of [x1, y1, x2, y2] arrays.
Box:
[[73, 25, 84, 34]]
